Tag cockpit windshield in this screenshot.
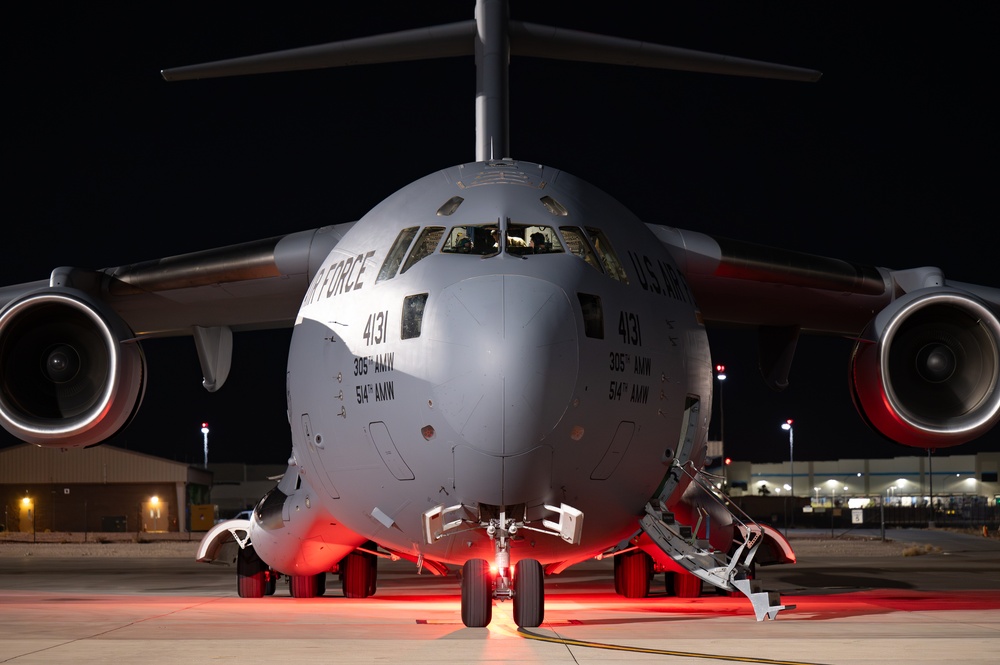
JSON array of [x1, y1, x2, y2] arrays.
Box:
[[441, 223, 565, 256]]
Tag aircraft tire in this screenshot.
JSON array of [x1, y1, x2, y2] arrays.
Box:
[[513, 559, 544, 628], [461, 559, 493, 627], [341, 548, 377, 598], [236, 545, 266, 598], [290, 574, 320, 598], [672, 571, 703, 598], [264, 571, 278, 596], [617, 550, 652, 598]]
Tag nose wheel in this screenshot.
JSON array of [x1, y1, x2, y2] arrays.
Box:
[[459, 557, 545, 628], [513, 558, 544, 627], [461, 559, 493, 627]]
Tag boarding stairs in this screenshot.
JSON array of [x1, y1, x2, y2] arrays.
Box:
[[638, 466, 793, 621]]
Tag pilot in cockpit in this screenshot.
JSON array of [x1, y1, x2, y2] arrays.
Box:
[[530, 232, 547, 253]]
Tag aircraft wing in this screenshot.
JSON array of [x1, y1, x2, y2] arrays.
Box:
[[0, 224, 353, 339], [652, 223, 1000, 333], [653, 223, 1000, 448], [0, 223, 352, 448]]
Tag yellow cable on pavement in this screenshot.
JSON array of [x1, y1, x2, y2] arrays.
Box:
[[517, 627, 830, 665]]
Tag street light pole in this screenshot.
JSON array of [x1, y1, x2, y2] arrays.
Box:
[[781, 419, 794, 496], [782, 419, 794, 529], [715, 364, 726, 444], [715, 364, 726, 487], [201, 422, 210, 469]]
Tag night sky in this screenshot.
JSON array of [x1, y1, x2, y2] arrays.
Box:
[[3, 3, 998, 465]]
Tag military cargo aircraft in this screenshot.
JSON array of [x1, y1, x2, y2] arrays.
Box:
[[2, 1, 998, 627]]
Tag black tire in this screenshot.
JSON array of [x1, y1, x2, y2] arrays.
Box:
[[341, 548, 378, 598], [673, 571, 703, 598], [461, 559, 493, 627], [264, 571, 278, 596], [617, 550, 652, 598], [513, 559, 544, 628], [290, 573, 322, 598], [236, 545, 266, 598]]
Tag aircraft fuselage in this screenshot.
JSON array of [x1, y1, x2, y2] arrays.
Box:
[[254, 160, 712, 575]]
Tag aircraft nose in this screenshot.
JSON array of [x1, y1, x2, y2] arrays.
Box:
[[428, 275, 579, 457]]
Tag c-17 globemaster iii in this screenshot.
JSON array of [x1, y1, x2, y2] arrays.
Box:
[[2, 1, 998, 628]]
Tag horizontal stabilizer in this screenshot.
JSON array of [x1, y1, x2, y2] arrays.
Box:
[[509, 21, 821, 82], [162, 21, 476, 81], [163, 19, 820, 84]]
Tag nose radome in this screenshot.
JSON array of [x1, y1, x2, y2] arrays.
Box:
[[428, 275, 579, 456]]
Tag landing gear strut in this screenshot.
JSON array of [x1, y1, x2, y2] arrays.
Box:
[[458, 510, 545, 628]]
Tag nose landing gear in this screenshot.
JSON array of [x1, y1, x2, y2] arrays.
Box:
[[425, 503, 581, 628], [459, 510, 545, 628]]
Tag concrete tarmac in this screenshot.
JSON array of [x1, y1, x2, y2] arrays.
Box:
[[1, 528, 999, 664]]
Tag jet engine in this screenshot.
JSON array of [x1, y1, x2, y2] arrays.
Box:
[[850, 288, 1000, 448], [0, 289, 146, 448]]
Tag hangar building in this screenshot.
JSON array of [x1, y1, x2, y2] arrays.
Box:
[[0, 444, 212, 534]]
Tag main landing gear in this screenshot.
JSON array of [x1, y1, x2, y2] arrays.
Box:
[[237, 541, 378, 599]]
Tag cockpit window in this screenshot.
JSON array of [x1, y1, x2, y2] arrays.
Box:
[[560, 226, 603, 273], [585, 227, 629, 284], [401, 293, 429, 339], [441, 224, 496, 255], [400, 226, 445, 274], [577, 293, 604, 339], [506, 223, 564, 256], [376, 226, 419, 283]]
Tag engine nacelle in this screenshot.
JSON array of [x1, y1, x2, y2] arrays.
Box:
[[0, 288, 146, 448], [851, 288, 1000, 448]]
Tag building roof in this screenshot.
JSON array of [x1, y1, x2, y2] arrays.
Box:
[[0, 443, 212, 485]]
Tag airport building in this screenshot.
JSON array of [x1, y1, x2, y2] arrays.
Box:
[[726, 452, 1000, 506], [723, 451, 1000, 529], [0, 444, 212, 535]]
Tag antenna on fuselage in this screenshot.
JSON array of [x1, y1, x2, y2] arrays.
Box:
[[161, 0, 821, 163]]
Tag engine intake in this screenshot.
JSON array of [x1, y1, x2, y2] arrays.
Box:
[[0, 289, 146, 448], [851, 288, 1000, 448]]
